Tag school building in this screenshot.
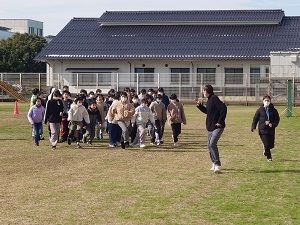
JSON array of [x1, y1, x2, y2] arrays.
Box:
[[34, 10, 300, 101]]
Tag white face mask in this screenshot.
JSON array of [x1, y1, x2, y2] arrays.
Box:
[[263, 100, 270, 107], [121, 97, 127, 102], [158, 92, 163, 95], [132, 99, 138, 103], [157, 99, 161, 103], [171, 99, 177, 103], [203, 91, 209, 98], [89, 95, 94, 98], [77, 102, 83, 106]]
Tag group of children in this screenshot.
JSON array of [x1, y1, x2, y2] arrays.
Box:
[[27, 86, 187, 150]]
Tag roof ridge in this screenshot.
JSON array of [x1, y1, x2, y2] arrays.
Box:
[[99, 9, 285, 26], [285, 16, 300, 18], [73, 17, 98, 20], [104, 9, 284, 14]]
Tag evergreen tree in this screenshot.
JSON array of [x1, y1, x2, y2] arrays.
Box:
[[0, 33, 47, 72]]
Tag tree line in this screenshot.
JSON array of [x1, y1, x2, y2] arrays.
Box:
[[0, 33, 47, 73]]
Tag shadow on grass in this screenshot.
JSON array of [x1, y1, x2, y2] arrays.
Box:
[[123, 144, 208, 152], [219, 144, 245, 147], [142, 149, 205, 153], [222, 168, 300, 174], [0, 138, 28, 141], [280, 159, 300, 163], [251, 169, 300, 174]]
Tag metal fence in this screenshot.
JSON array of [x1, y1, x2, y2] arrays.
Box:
[[1, 72, 300, 105]]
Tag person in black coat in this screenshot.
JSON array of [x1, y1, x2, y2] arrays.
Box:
[[251, 95, 280, 161], [196, 84, 227, 173], [44, 90, 64, 150], [82, 100, 102, 145], [60, 91, 73, 142]]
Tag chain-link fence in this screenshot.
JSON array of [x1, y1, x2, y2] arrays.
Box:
[[1, 72, 300, 105]]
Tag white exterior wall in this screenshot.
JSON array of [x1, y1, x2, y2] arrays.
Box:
[[48, 60, 267, 74], [0, 20, 28, 33], [46, 60, 268, 94], [0, 19, 43, 36]]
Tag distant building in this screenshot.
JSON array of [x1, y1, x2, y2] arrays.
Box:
[[0, 19, 43, 36], [0, 26, 13, 40], [45, 35, 56, 43]]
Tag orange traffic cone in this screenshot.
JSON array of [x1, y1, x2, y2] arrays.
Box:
[[13, 100, 19, 115]]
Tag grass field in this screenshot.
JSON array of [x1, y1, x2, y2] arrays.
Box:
[[0, 102, 299, 225]]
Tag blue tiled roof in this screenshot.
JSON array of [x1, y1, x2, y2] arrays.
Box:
[[35, 10, 300, 61], [98, 10, 284, 24]]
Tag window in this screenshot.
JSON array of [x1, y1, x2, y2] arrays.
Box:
[[135, 68, 154, 83], [97, 73, 112, 85], [29, 27, 35, 34], [72, 73, 96, 85], [225, 68, 243, 84], [37, 28, 43, 36], [71, 73, 111, 86], [170, 68, 190, 84], [197, 68, 216, 85], [250, 68, 260, 84]]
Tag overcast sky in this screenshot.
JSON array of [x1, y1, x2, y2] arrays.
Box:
[[1, 0, 300, 36]]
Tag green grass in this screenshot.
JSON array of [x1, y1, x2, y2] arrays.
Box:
[[0, 102, 299, 224]]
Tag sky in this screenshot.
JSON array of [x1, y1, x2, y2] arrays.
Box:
[[1, 0, 300, 36]]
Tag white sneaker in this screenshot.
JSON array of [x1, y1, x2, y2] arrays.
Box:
[[210, 164, 215, 171], [174, 142, 179, 146], [214, 165, 221, 173], [140, 144, 146, 148]]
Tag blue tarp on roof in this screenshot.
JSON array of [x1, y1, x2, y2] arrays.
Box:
[[35, 10, 300, 61]]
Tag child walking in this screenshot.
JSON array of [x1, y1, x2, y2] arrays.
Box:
[[83, 101, 102, 145], [28, 98, 45, 146], [149, 94, 167, 145], [96, 94, 108, 140], [131, 99, 155, 148], [130, 95, 140, 144], [106, 93, 122, 148], [67, 96, 90, 148], [30, 88, 40, 138], [30, 88, 39, 108], [44, 90, 64, 150], [167, 94, 186, 146], [61, 91, 73, 142], [108, 92, 135, 149]]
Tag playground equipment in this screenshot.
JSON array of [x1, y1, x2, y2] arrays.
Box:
[[0, 81, 27, 102]]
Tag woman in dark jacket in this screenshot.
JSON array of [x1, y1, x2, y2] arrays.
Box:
[[251, 95, 280, 161]]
